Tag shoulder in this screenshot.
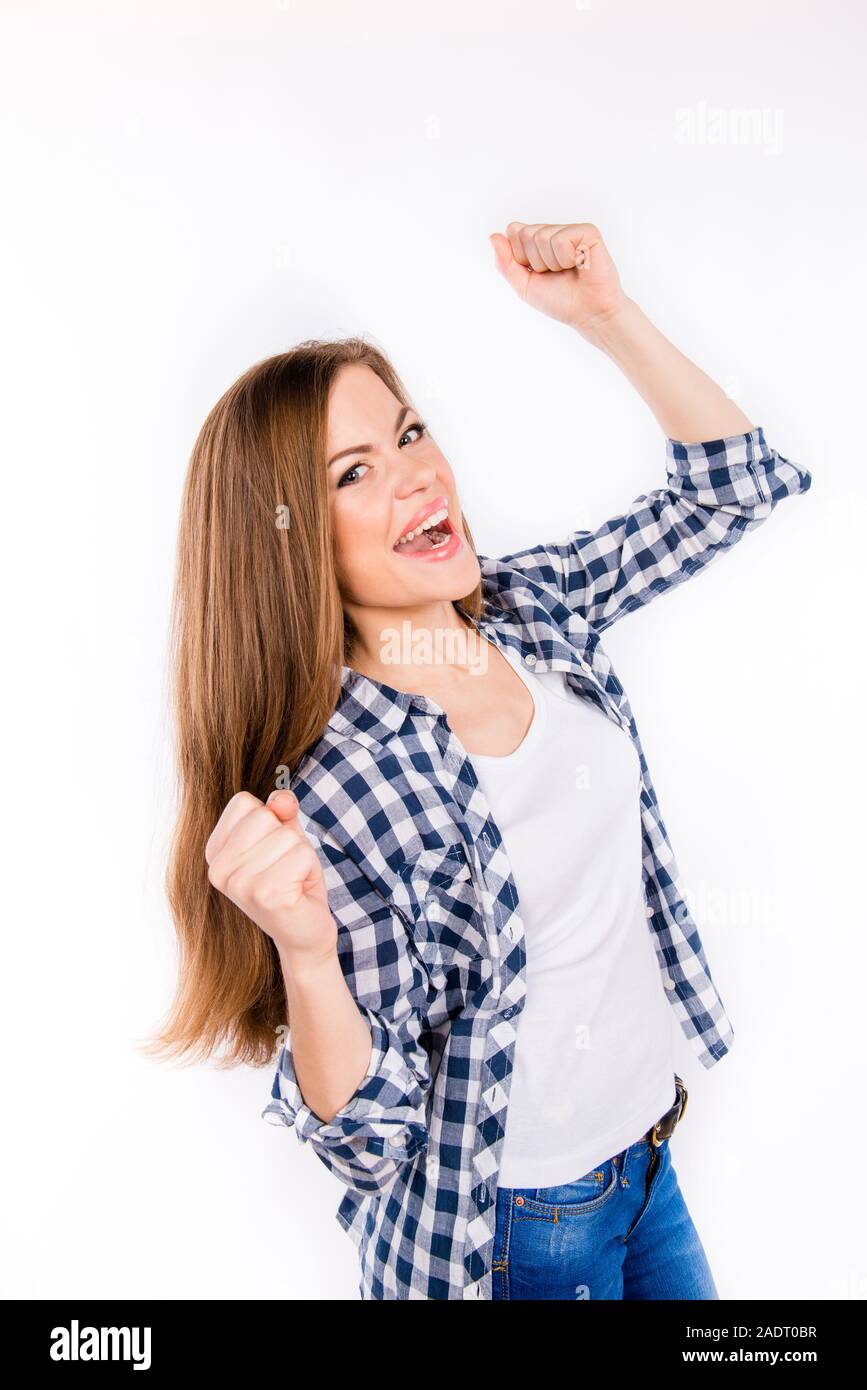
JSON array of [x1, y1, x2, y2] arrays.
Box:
[[477, 553, 595, 650]]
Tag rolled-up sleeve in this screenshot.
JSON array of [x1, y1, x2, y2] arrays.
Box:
[[260, 826, 434, 1197], [262, 1004, 431, 1192], [494, 426, 812, 633]]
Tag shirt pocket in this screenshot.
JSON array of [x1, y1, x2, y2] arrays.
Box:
[[391, 843, 491, 993]]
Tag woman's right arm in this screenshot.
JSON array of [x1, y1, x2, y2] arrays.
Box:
[[205, 788, 374, 1124], [276, 938, 374, 1127], [206, 788, 433, 1195]]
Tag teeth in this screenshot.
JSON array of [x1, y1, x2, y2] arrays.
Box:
[[396, 506, 449, 544]]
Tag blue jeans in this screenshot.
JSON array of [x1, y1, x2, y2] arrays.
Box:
[[491, 1135, 719, 1299]]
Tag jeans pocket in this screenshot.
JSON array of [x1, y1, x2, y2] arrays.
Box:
[[512, 1159, 620, 1221]]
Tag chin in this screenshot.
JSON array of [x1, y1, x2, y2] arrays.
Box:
[[407, 553, 481, 601]]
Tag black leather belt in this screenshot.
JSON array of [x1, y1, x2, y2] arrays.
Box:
[[645, 1073, 688, 1149]]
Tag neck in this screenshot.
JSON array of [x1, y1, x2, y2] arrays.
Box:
[[345, 600, 483, 688]]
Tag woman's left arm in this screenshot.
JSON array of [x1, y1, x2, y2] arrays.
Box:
[[491, 219, 754, 443], [489, 222, 812, 632], [577, 295, 755, 443]]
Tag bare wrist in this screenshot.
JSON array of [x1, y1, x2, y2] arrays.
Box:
[[574, 295, 643, 349], [278, 938, 341, 988]]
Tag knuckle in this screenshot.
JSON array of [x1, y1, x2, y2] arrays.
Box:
[[295, 843, 320, 877], [252, 879, 283, 912], [225, 867, 251, 902], [207, 856, 226, 892]]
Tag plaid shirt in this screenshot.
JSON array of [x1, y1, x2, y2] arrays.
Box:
[[261, 426, 811, 1299]]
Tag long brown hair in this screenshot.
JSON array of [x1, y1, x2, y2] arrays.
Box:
[[145, 338, 483, 1068]]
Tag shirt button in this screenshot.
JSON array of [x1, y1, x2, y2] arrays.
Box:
[[523, 653, 537, 666], [503, 1006, 515, 1019], [664, 976, 677, 991], [645, 904, 654, 918]]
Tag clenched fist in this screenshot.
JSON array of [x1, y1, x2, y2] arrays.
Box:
[[205, 789, 336, 962], [489, 221, 627, 335]]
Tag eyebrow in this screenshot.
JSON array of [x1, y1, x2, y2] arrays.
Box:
[[327, 405, 413, 468]]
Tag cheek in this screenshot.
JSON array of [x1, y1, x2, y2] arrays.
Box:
[[332, 501, 383, 581]]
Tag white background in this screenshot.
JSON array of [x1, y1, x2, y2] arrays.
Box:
[[2, 0, 864, 1301]]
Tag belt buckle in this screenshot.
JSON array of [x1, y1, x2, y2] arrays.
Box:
[[650, 1075, 688, 1148]]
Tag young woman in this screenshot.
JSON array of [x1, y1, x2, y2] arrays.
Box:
[[155, 221, 811, 1300]]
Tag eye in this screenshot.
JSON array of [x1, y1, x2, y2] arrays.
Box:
[[337, 461, 370, 488], [399, 419, 428, 447], [336, 421, 428, 488]]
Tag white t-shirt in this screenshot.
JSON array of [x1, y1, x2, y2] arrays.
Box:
[[469, 642, 677, 1187]]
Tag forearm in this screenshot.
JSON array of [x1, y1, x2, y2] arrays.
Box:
[[579, 296, 755, 443], [278, 939, 373, 1126]]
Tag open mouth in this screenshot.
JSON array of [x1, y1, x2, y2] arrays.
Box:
[[393, 505, 456, 555]]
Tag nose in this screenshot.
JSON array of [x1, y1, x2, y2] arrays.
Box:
[[392, 453, 437, 499]]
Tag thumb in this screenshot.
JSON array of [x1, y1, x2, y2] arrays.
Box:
[[265, 788, 299, 823], [489, 231, 529, 295], [488, 231, 510, 270]]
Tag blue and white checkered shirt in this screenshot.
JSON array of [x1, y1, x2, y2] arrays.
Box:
[[261, 426, 811, 1299]]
